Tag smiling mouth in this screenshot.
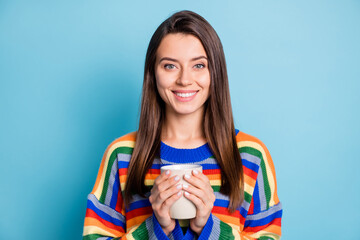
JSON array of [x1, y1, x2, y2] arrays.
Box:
[[172, 90, 199, 101], [174, 92, 197, 98]]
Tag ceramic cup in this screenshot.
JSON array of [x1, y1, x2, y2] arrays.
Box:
[[160, 164, 203, 219]]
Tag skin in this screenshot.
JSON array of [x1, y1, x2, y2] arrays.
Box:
[[149, 33, 216, 236]]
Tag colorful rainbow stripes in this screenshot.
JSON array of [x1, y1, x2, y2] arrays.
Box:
[[83, 131, 282, 239]]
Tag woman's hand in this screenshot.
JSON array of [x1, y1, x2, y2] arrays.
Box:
[[183, 170, 216, 236], [149, 170, 182, 235]]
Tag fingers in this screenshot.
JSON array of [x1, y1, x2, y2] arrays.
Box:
[[183, 170, 215, 208], [149, 170, 183, 233], [150, 174, 181, 205]]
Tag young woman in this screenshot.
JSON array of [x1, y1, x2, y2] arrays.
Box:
[[83, 10, 282, 240]]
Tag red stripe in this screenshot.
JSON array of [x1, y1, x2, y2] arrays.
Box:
[[147, 169, 160, 174], [243, 166, 257, 180], [86, 208, 125, 233], [240, 215, 246, 225], [126, 206, 153, 220], [212, 206, 240, 218], [203, 169, 221, 175], [119, 168, 128, 175], [115, 188, 123, 213], [244, 217, 281, 232]]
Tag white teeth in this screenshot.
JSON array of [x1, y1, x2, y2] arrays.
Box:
[[175, 92, 196, 98]]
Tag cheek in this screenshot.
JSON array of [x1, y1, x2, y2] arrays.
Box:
[[197, 72, 211, 90]]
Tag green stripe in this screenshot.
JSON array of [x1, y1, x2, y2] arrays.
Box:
[[99, 149, 118, 203], [244, 191, 252, 204], [132, 221, 149, 239], [212, 185, 220, 192], [116, 146, 134, 155], [239, 146, 262, 159], [259, 236, 275, 240], [219, 221, 235, 239], [240, 146, 271, 208], [260, 158, 271, 209]]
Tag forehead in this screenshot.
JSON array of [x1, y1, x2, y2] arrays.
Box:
[[156, 33, 207, 59]]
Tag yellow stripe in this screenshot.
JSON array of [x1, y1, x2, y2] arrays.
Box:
[[83, 225, 116, 237], [210, 179, 221, 185], [124, 225, 140, 240], [93, 141, 135, 198], [237, 141, 276, 206], [145, 179, 155, 186], [227, 222, 241, 240], [244, 181, 254, 195]]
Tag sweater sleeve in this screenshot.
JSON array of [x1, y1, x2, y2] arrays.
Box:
[[241, 140, 282, 239], [196, 138, 282, 240], [82, 139, 175, 240]]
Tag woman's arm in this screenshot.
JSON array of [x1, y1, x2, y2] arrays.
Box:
[[82, 135, 182, 240], [192, 135, 282, 240]]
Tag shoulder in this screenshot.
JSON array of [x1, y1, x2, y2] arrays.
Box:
[[235, 130, 270, 155], [235, 130, 276, 177], [99, 132, 138, 162], [105, 131, 137, 153]]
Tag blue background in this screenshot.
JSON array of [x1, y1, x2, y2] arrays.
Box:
[[1, 0, 359, 239]]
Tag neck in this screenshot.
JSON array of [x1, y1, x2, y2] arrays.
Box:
[[161, 107, 206, 148]]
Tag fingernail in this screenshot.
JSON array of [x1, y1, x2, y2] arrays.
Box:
[[183, 184, 188, 189], [165, 170, 170, 175], [174, 176, 180, 181], [193, 170, 199, 175], [177, 191, 182, 196], [184, 191, 190, 196], [184, 174, 190, 179], [177, 184, 182, 189]]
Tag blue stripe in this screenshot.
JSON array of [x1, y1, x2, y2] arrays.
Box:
[[214, 199, 248, 219], [244, 209, 282, 227], [214, 199, 229, 208], [118, 160, 129, 169], [87, 199, 125, 229], [160, 163, 220, 170], [197, 213, 213, 240], [201, 163, 221, 170], [110, 170, 120, 209], [127, 199, 151, 212], [253, 180, 261, 214], [118, 161, 164, 170], [242, 158, 259, 173], [153, 214, 169, 239], [239, 206, 248, 219]]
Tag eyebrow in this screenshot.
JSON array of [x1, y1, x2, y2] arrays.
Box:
[[158, 56, 208, 63]]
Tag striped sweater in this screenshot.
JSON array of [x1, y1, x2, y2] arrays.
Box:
[[83, 130, 282, 239]]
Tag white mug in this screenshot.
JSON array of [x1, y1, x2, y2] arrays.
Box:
[[160, 164, 203, 219]]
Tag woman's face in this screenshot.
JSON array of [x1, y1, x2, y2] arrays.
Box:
[[155, 33, 210, 117]]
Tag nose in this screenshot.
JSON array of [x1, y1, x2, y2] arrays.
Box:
[[176, 68, 193, 86]]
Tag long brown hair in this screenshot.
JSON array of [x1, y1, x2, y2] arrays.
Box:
[[124, 10, 243, 212]]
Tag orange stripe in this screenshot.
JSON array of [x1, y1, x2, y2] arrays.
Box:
[[91, 132, 137, 194], [213, 212, 239, 226], [120, 175, 127, 183], [244, 173, 256, 187], [206, 173, 221, 181], [244, 224, 281, 235], [85, 217, 123, 237], [127, 214, 152, 229]]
